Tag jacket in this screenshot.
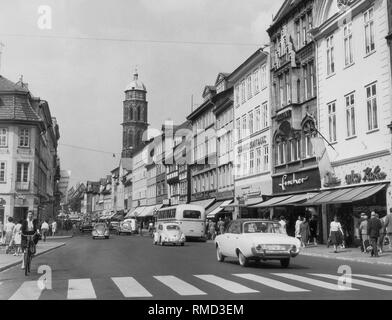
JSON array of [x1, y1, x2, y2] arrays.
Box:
[[367, 217, 382, 239], [384, 214, 392, 234], [21, 219, 39, 245]]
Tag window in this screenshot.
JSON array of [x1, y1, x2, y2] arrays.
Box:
[[0, 128, 7, 147], [364, 8, 375, 54], [256, 147, 262, 173], [303, 64, 308, 99], [327, 35, 335, 75], [249, 111, 254, 135], [262, 103, 269, 129], [295, 20, 301, 49], [0, 162, 6, 182], [285, 71, 291, 103], [263, 145, 269, 171], [261, 65, 267, 89], [235, 86, 240, 107], [236, 118, 241, 141], [307, 10, 313, 42], [277, 142, 286, 165], [279, 75, 284, 107], [16, 162, 29, 182], [309, 61, 316, 97], [255, 107, 261, 132], [345, 93, 356, 137], [243, 152, 248, 175], [328, 102, 337, 142], [253, 69, 260, 94], [366, 83, 378, 131], [241, 81, 246, 103], [304, 135, 314, 158], [183, 210, 201, 219], [248, 150, 254, 175], [19, 128, 29, 147], [302, 15, 307, 45], [344, 23, 354, 66], [242, 115, 247, 138], [290, 139, 300, 162], [247, 76, 252, 99]]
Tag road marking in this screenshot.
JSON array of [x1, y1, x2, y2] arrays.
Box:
[[272, 274, 357, 291], [233, 274, 310, 293], [67, 279, 97, 300], [194, 275, 259, 294], [112, 277, 153, 298], [154, 276, 206, 296], [9, 281, 43, 300], [353, 274, 392, 284], [310, 274, 392, 291]]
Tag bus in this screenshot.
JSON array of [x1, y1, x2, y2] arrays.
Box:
[[156, 204, 206, 241]]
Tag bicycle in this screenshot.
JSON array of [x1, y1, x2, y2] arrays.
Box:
[[22, 232, 37, 276]]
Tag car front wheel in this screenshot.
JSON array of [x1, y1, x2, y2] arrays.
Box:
[[216, 245, 225, 262], [280, 258, 290, 268], [238, 250, 249, 267]]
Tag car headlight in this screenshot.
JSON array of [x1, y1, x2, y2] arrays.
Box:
[[180, 233, 185, 240], [291, 245, 298, 253]]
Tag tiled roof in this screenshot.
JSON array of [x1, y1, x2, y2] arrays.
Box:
[[0, 75, 41, 122]]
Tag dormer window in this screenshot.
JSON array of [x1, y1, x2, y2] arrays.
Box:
[[19, 128, 29, 147]]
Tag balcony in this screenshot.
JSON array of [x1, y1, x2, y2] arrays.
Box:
[[16, 181, 30, 191]]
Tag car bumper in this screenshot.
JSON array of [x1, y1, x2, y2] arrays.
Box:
[[93, 234, 109, 238], [251, 248, 299, 259], [163, 240, 185, 244]]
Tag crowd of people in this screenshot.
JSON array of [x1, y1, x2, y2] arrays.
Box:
[[0, 216, 58, 255], [206, 216, 231, 240], [291, 215, 318, 248]]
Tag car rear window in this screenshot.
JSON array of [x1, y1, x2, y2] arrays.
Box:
[[166, 225, 180, 231], [243, 221, 282, 234], [183, 210, 201, 219], [95, 224, 105, 231]]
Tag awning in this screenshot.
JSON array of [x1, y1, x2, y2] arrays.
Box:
[[206, 200, 233, 219], [245, 197, 264, 207], [189, 198, 215, 209], [137, 204, 163, 218], [303, 184, 387, 205], [270, 193, 318, 207], [125, 206, 146, 218], [250, 195, 293, 208]]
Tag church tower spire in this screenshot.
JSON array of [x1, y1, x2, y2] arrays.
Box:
[[121, 68, 148, 158]]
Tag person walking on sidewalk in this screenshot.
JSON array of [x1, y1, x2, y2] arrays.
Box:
[[51, 220, 57, 237], [329, 216, 344, 253], [295, 216, 303, 243], [13, 220, 22, 256], [279, 216, 287, 235], [377, 214, 386, 254], [359, 214, 369, 253], [309, 215, 318, 246], [0, 220, 4, 245], [384, 208, 392, 250], [300, 217, 310, 248], [4, 217, 15, 254], [41, 220, 49, 242], [217, 218, 225, 235], [367, 211, 382, 258]]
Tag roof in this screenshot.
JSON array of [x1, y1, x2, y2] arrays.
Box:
[[269, 0, 303, 30], [0, 76, 42, 123], [125, 71, 146, 92]]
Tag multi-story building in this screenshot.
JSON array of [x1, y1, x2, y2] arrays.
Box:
[[264, 0, 322, 236], [228, 49, 272, 220], [110, 157, 132, 216], [0, 75, 60, 223], [300, 0, 392, 245]]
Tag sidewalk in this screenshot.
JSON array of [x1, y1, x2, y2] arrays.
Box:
[[0, 241, 66, 272], [301, 245, 392, 266]]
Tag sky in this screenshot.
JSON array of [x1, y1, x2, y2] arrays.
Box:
[[0, 0, 283, 187]]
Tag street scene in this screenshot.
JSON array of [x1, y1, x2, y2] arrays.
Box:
[[1, 0, 392, 305]]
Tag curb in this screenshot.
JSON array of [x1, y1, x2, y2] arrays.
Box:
[[0, 243, 66, 272], [301, 251, 392, 266], [46, 235, 73, 240]]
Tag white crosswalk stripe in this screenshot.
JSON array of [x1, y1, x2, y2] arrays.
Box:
[[234, 274, 310, 293], [67, 279, 97, 300], [154, 276, 207, 296], [195, 275, 259, 294], [112, 277, 153, 298], [310, 274, 392, 291], [9, 281, 43, 300], [272, 273, 358, 291], [353, 274, 392, 284]]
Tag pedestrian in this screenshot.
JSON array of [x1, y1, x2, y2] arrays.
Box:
[[13, 220, 22, 256], [378, 214, 386, 254], [359, 213, 370, 253], [367, 211, 382, 258], [217, 218, 225, 235], [51, 220, 57, 237], [0, 220, 4, 245], [329, 216, 344, 253], [279, 216, 287, 235], [300, 217, 310, 248], [309, 215, 318, 246], [384, 208, 392, 250], [295, 216, 303, 243], [21, 211, 40, 270], [205, 220, 210, 239], [41, 220, 49, 242], [4, 217, 15, 254], [209, 221, 216, 240]]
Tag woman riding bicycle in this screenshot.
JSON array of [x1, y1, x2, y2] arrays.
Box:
[[21, 211, 40, 270]]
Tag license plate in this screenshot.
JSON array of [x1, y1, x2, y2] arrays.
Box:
[[268, 245, 286, 251]]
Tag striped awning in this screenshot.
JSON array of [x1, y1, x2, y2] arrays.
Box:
[[206, 200, 233, 219]]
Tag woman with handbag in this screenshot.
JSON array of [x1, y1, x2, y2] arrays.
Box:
[[329, 216, 344, 253]]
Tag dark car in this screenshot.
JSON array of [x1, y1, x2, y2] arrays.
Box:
[[80, 222, 94, 233]]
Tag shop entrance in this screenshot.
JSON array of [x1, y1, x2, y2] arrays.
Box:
[[14, 207, 29, 222]]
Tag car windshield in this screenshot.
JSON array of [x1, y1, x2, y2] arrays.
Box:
[[166, 225, 180, 231], [243, 221, 282, 234], [95, 224, 105, 231]]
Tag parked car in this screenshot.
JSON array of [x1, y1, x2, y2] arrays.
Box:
[[80, 222, 94, 233], [117, 219, 138, 235], [110, 221, 121, 232], [215, 219, 301, 268], [153, 222, 186, 246], [92, 223, 110, 239]]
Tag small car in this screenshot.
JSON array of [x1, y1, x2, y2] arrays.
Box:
[[80, 222, 94, 233], [215, 219, 301, 268], [117, 219, 138, 235], [153, 222, 186, 246], [92, 223, 110, 239]]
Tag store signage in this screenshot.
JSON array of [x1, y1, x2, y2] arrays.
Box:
[[345, 170, 362, 185], [237, 136, 267, 154], [345, 166, 387, 185], [323, 172, 342, 188], [273, 169, 321, 194]]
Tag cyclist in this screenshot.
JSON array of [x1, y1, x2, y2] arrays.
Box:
[[21, 211, 40, 271]]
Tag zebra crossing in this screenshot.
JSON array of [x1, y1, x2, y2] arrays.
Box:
[[4, 272, 392, 300]]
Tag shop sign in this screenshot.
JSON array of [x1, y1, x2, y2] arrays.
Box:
[[345, 166, 387, 185], [273, 169, 321, 194], [323, 172, 342, 188], [345, 170, 362, 185], [237, 136, 267, 154]]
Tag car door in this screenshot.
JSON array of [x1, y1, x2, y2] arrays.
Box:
[[226, 221, 242, 257], [220, 222, 236, 257]]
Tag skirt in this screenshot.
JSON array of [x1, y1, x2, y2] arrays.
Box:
[[4, 231, 13, 245], [14, 233, 21, 245], [330, 231, 342, 245]]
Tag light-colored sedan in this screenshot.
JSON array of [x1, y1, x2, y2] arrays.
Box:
[[153, 223, 186, 246], [215, 219, 301, 268], [92, 223, 110, 239]]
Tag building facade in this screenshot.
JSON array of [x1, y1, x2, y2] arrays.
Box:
[[229, 49, 272, 220]]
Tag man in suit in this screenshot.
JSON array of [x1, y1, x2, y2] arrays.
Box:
[[367, 211, 382, 257], [384, 208, 392, 249], [21, 211, 40, 269]]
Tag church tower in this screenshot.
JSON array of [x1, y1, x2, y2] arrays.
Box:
[[122, 69, 149, 158]]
